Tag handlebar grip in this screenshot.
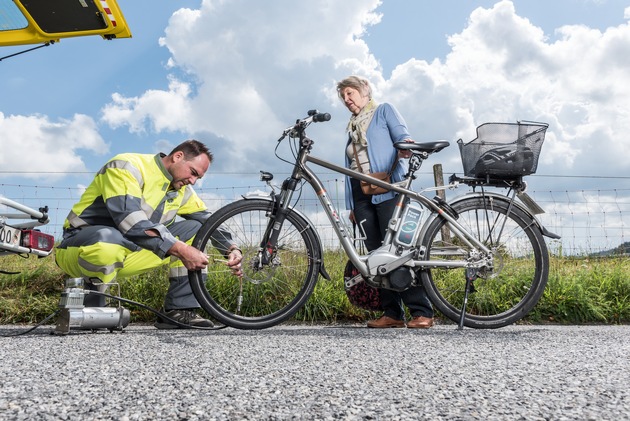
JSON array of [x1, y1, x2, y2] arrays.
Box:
[[313, 113, 331, 122]]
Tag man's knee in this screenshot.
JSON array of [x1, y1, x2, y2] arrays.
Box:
[[168, 219, 203, 243]]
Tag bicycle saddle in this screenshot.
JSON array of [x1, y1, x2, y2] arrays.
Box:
[[394, 141, 450, 154]]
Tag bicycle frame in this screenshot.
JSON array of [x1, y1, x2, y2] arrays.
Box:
[[268, 126, 493, 281], [305, 157, 490, 273]]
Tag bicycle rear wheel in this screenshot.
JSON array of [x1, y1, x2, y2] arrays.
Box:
[[420, 195, 549, 329], [189, 199, 321, 329]]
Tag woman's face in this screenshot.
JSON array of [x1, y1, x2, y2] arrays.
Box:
[[340, 86, 370, 115]]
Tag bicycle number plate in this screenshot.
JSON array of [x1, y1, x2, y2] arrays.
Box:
[[0, 225, 21, 248]]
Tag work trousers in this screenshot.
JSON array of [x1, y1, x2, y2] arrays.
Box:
[[55, 220, 203, 310]]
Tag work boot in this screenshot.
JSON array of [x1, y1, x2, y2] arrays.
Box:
[[154, 308, 214, 329]]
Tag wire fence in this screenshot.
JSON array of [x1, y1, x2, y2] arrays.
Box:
[[1, 174, 629, 256]]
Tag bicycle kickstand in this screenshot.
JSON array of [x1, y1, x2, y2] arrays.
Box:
[[457, 267, 478, 330]]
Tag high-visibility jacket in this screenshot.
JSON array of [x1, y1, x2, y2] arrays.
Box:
[[63, 152, 211, 259]]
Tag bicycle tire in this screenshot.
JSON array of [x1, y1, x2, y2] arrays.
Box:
[[189, 199, 321, 329], [419, 195, 549, 329]]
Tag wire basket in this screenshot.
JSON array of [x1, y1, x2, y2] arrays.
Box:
[[457, 121, 548, 179]]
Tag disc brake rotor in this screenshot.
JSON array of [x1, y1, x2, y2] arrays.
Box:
[[242, 249, 281, 284]]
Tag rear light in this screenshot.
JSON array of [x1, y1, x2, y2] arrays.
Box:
[[21, 229, 55, 252]]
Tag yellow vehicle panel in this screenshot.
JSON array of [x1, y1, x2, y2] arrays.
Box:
[[0, 0, 131, 46]]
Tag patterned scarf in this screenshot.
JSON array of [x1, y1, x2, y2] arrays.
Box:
[[347, 99, 378, 146]]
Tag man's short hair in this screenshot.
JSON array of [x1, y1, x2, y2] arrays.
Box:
[[169, 140, 213, 164]]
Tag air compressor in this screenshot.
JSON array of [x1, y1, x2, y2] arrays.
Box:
[[54, 277, 130, 335]]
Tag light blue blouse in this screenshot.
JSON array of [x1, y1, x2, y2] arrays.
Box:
[[345, 103, 410, 209]]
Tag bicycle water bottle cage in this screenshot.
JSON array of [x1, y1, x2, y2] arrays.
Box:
[[433, 196, 458, 219]]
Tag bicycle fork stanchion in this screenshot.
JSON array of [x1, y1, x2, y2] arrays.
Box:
[[458, 268, 478, 330]]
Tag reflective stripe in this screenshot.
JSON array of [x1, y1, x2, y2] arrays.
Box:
[[169, 266, 188, 278], [168, 265, 207, 278], [66, 210, 89, 228], [99, 0, 117, 27], [162, 208, 178, 224], [140, 198, 155, 220], [78, 256, 123, 275], [182, 187, 194, 205], [119, 210, 150, 234], [101, 159, 144, 189]]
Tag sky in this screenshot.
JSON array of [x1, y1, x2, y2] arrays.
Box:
[[1, 0, 629, 252]]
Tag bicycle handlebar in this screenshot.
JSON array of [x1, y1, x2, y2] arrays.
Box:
[[278, 110, 331, 141], [309, 110, 331, 122]]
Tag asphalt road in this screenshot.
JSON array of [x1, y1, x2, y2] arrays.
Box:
[[1, 323, 628, 420]]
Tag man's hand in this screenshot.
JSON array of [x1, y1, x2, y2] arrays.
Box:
[[226, 247, 243, 277], [168, 241, 209, 271]]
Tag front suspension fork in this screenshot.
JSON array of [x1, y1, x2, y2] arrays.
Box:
[[259, 178, 298, 265]]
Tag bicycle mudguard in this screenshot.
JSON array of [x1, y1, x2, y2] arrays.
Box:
[[447, 192, 560, 239], [241, 193, 331, 280]]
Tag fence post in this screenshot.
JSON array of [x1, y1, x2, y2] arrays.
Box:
[[433, 164, 445, 201], [433, 164, 451, 241]]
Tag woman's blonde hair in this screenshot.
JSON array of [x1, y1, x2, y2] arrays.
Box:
[[336, 75, 372, 100]]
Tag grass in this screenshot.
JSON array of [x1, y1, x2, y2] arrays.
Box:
[[530, 257, 630, 324], [0, 251, 629, 325]]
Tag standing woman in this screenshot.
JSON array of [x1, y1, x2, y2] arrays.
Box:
[[337, 75, 434, 329]]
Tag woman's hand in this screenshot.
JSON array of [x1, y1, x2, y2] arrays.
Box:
[[398, 138, 415, 159]]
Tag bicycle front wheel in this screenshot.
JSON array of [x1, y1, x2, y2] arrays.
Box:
[[190, 199, 321, 329], [420, 196, 549, 329]]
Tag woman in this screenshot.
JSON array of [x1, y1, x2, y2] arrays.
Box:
[[337, 75, 434, 329]]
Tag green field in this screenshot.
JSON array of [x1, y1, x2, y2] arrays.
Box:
[[1, 251, 629, 325]]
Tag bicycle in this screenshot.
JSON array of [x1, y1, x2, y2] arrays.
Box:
[[189, 110, 560, 330]]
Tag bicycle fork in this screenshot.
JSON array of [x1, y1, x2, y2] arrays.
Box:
[[258, 178, 299, 267]]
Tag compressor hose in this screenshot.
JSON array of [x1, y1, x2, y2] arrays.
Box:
[[2, 291, 226, 337], [86, 290, 227, 331]]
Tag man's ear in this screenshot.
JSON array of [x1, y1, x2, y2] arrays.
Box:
[[171, 151, 185, 162]]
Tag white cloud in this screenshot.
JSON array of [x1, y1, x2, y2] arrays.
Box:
[[102, 76, 193, 134], [0, 112, 109, 180], [101, 0, 383, 167], [100, 0, 630, 188], [378, 0, 630, 180]]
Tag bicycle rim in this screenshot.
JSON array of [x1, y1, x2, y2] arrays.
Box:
[[420, 196, 548, 329], [190, 199, 320, 329]]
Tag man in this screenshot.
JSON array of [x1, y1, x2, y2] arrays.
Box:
[[55, 140, 242, 329]]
